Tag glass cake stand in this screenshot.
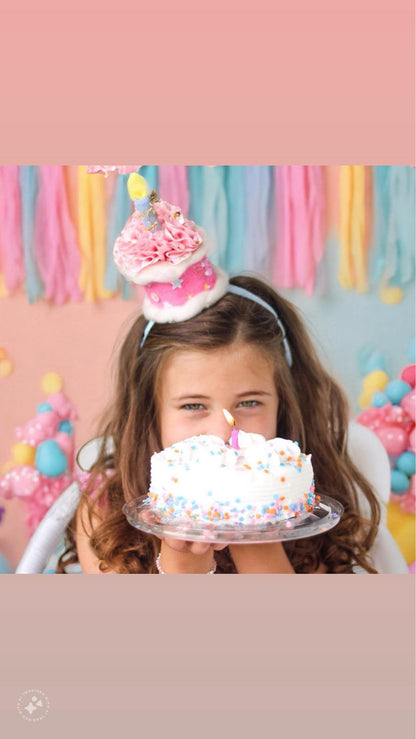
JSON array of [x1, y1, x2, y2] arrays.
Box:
[[122, 494, 344, 544]]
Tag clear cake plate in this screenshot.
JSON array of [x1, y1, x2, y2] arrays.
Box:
[[122, 494, 344, 544]]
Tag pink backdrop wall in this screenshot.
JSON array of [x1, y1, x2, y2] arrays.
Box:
[[0, 295, 138, 463]]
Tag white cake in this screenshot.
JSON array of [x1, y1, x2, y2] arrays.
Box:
[[146, 431, 315, 526]]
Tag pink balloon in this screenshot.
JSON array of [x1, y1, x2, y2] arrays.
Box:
[[409, 427, 416, 452], [47, 391, 78, 421], [15, 410, 60, 445], [409, 562, 416, 574], [400, 389, 415, 422], [356, 407, 383, 431], [0, 465, 42, 498], [54, 431, 74, 464], [375, 425, 409, 456], [400, 364, 416, 389]]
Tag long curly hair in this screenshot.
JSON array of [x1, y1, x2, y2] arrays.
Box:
[[57, 274, 380, 574]]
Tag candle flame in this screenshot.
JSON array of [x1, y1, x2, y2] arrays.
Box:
[[223, 409, 234, 426]]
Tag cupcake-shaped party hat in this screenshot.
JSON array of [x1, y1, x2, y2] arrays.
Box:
[[113, 173, 229, 322]]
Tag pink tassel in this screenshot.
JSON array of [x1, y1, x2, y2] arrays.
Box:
[[274, 166, 325, 296], [158, 166, 189, 217], [34, 167, 82, 304], [292, 167, 312, 292], [0, 166, 24, 293], [308, 166, 326, 295], [274, 166, 294, 288]]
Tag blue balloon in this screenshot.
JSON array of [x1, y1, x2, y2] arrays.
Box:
[[35, 440, 68, 477], [385, 379, 412, 405], [371, 391, 389, 408], [391, 469, 410, 494], [37, 402, 53, 414], [396, 451, 416, 477], [58, 420, 73, 435]]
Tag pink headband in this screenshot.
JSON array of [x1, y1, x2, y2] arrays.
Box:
[[111, 172, 292, 365]]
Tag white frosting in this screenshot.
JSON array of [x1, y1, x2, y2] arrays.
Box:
[[147, 431, 315, 525]]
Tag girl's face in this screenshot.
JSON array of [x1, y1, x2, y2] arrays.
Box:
[[159, 341, 279, 448]]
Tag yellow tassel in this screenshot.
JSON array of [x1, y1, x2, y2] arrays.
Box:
[[338, 166, 354, 289], [0, 274, 9, 298], [350, 166, 368, 292], [338, 166, 370, 292], [77, 166, 114, 302]]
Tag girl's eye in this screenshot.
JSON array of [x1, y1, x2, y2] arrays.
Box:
[[237, 400, 260, 408], [182, 403, 205, 411]]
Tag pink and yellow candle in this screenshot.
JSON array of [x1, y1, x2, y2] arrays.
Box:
[[223, 409, 240, 449]]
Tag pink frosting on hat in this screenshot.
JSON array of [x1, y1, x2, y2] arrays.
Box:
[[114, 200, 205, 284], [113, 176, 229, 322]]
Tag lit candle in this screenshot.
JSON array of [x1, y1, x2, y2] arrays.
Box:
[[223, 409, 240, 449]]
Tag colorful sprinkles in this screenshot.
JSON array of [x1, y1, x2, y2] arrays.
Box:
[[147, 432, 315, 526]]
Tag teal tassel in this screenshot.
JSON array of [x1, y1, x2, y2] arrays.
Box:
[[19, 166, 43, 303]]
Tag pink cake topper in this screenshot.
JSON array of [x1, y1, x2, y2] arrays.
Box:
[[86, 165, 140, 175], [112, 173, 229, 322]]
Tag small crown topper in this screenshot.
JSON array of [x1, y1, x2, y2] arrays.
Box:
[[113, 173, 229, 322]]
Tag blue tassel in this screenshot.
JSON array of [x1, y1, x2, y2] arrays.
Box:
[[19, 166, 43, 303], [244, 166, 273, 276], [223, 166, 246, 275]]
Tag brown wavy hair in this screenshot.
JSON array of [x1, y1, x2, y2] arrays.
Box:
[[57, 274, 380, 574]]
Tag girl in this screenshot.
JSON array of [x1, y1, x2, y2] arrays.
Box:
[[56, 273, 381, 575], [56, 172, 382, 575]]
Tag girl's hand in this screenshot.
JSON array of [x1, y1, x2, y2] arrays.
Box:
[[162, 536, 228, 555], [0, 496, 31, 571], [141, 508, 228, 572], [159, 537, 227, 573]]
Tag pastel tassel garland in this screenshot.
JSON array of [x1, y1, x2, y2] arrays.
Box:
[[158, 166, 189, 217], [19, 166, 43, 303], [0, 166, 24, 294], [33, 167, 82, 304], [77, 166, 114, 302]]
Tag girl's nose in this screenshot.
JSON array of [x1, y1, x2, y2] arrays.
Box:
[[206, 411, 232, 443]]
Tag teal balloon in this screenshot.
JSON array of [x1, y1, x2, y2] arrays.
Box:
[[371, 391, 389, 408], [35, 440, 68, 477], [396, 451, 416, 477], [391, 469, 410, 494], [385, 380, 412, 405], [37, 402, 53, 413], [58, 420, 73, 435]]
